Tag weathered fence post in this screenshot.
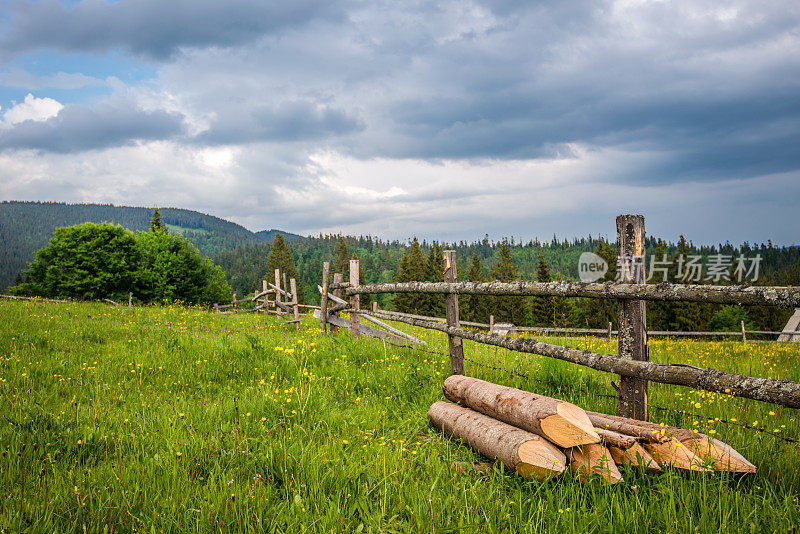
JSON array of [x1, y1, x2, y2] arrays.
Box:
[[290, 278, 300, 332], [489, 315, 495, 335], [320, 262, 330, 333], [332, 273, 343, 333], [128, 292, 132, 307], [607, 321, 612, 342], [616, 214, 648, 420], [444, 250, 464, 375], [262, 280, 269, 311], [350, 259, 360, 340], [275, 269, 282, 319], [741, 320, 747, 343], [372, 301, 378, 313], [233, 293, 237, 312], [214, 303, 219, 313]]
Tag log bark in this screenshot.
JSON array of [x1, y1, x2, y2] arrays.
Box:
[[595, 428, 637, 449], [367, 309, 800, 409], [428, 401, 566, 480], [567, 443, 624, 484], [442, 376, 600, 448], [608, 442, 660, 471], [339, 280, 800, 308], [586, 412, 670, 443]]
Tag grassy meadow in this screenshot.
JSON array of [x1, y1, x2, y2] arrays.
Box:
[[1, 300, 799, 533]]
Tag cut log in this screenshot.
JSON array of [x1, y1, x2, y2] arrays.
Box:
[[664, 430, 756, 474], [644, 438, 711, 473], [567, 443, 624, 484], [428, 401, 566, 481], [595, 428, 637, 450], [586, 412, 670, 443], [442, 376, 600, 448], [588, 411, 755, 474], [608, 442, 661, 472]]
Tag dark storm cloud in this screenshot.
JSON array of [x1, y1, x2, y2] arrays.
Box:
[[0, 0, 340, 60], [0, 100, 185, 152], [195, 101, 364, 145]]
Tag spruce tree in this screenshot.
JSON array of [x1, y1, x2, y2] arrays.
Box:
[[333, 236, 350, 280], [462, 253, 487, 322], [424, 242, 445, 316], [530, 253, 554, 325], [265, 234, 304, 303], [393, 238, 427, 313], [149, 208, 166, 233], [489, 239, 525, 325], [585, 239, 618, 328]]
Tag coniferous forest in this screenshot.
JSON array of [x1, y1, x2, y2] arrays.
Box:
[[4, 201, 799, 332]]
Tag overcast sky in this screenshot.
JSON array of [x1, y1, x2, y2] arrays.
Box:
[[0, 0, 798, 245]]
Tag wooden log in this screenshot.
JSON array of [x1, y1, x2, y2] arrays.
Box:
[[320, 262, 329, 333], [332, 273, 343, 333], [367, 309, 800, 409], [128, 292, 132, 307], [428, 401, 566, 481], [290, 278, 300, 332], [608, 442, 661, 471], [567, 443, 624, 484], [607, 321, 612, 342], [677, 435, 756, 474], [444, 250, 464, 376], [617, 214, 648, 420], [595, 428, 637, 450], [350, 260, 360, 341], [644, 438, 711, 473], [340, 280, 800, 308], [489, 315, 494, 335], [649, 426, 755, 474], [586, 412, 670, 443], [312, 310, 421, 346], [359, 312, 425, 344], [262, 280, 269, 310], [274, 269, 282, 319], [442, 375, 600, 448], [741, 320, 747, 343]]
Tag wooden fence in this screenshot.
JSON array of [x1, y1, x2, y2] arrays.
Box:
[[317, 214, 800, 417], [213, 269, 320, 331]]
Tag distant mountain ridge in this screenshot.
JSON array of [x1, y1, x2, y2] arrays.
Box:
[[0, 200, 303, 290]]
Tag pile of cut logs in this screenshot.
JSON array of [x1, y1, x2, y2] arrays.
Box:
[[428, 376, 756, 484]]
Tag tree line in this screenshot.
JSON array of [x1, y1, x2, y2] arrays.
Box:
[[217, 233, 800, 332]]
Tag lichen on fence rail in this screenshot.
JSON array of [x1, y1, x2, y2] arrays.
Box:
[[331, 280, 800, 308]]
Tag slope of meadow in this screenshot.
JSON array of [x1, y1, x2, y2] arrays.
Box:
[[1, 300, 799, 533]]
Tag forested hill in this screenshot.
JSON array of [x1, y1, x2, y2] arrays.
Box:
[[0, 201, 302, 290]]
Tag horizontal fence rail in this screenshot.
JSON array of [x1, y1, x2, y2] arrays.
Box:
[[331, 280, 800, 308], [361, 309, 800, 409]]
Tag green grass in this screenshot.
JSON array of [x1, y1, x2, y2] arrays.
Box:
[[1, 301, 799, 533]]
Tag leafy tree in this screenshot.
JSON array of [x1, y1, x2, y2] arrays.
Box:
[[393, 238, 427, 313], [265, 234, 304, 303], [708, 305, 753, 332], [488, 239, 525, 325], [12, 222, 139, 300], [135, 227, 231, 305]]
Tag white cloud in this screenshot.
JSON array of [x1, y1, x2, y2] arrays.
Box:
[[1, 93, 63, 126]]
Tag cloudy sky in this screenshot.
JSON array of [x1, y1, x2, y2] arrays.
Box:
[[0, 0, 798, 245]]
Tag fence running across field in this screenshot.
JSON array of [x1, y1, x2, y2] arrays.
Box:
[[317, 214, 800, 419], [213, 269, 321, 331]]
